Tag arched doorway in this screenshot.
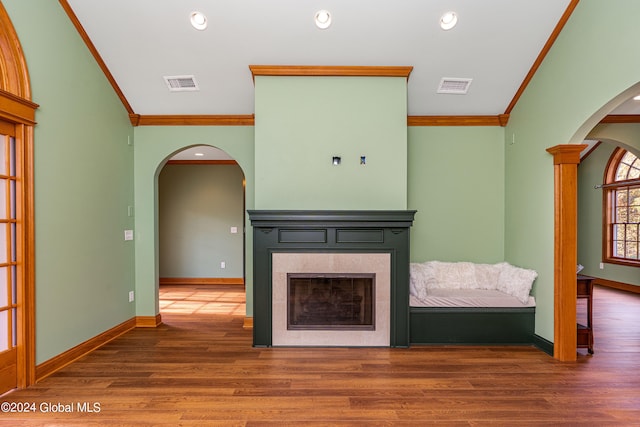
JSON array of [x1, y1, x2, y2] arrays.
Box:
[[0, 3, 37, 390], [550, 84, 640, 361], [156, 145, 246, 320]]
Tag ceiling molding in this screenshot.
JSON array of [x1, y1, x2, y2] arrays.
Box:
[[408, 115, 509, 127], [503, 0, 580, 115], [599, 114, 640, 124], [59, 0, 134, 115], [132, 114, 512, 127], [131, 114, 255, 126], [249, 65, 414, 81]]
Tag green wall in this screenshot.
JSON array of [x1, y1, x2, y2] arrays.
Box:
[[408, 126, 505, 263], [4, 0, 135, 364], [7, 0, 640, 364], [159, 164, 244, 278], [133, 127, 254, 316], [254, 76, 407, 210], [505, 0, 640, 341]]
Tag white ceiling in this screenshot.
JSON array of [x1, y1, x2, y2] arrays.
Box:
[[169, 145, 234, 161], [65, 0, 592, 117], [62, 1, 640, 161]]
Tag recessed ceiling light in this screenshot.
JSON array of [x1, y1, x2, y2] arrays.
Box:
[[315, 10, 332, 29], [440, 11, 458, 30], [633, 95, 640, 101], [190, 11, 207, 30]]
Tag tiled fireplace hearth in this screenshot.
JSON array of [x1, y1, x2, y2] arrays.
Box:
[[248, 210, 416, 347]]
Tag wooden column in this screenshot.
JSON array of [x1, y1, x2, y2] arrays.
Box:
[[546, 144, 587, 361]]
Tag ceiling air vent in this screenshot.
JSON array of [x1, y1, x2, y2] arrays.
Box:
[[164, 75, 199, 92], [437, 77, 472, 94]]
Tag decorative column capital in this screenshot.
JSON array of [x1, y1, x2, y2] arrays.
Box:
[[546, 144, 588, 165]]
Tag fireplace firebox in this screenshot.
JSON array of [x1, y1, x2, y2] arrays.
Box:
[[288, 273, 375, 330], [248, 210, 416, 347]]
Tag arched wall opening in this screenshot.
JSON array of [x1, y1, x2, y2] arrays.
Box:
[[132, 126, 255, 328], [547, 81, 640, 360], [503, 0, 640, 361], [157, 145, 246, 288], [0, 1, 37, 389]]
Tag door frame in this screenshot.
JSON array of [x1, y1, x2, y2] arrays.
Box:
[[0, 3, 38, 388]]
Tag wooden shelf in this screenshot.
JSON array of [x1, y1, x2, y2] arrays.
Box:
[[577, 275, 594, 354]]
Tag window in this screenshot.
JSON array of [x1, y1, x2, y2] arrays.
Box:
[[603, 148, 640, 266]]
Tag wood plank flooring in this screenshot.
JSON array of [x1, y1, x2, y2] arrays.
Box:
[[1, 284, 639, 426]]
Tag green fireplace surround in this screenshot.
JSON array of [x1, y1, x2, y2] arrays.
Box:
[[248, 210, 417, 347]]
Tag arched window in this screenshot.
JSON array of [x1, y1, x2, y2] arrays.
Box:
[[603, 148, 640, 266]]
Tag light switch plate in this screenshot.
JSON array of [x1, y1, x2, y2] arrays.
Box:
[[124, 230, 134, 241]]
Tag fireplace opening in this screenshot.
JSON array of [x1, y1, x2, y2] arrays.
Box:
[[287, 273, 375, 331]]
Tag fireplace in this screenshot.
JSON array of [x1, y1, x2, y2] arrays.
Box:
[[248, 210, 416, 347], [288, 273, 375, 330], [272, 252, 390, 346]]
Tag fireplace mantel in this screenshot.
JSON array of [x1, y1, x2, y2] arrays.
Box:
[[248, 210, 416, 347]]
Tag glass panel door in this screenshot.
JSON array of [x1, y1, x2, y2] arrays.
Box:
[[0, 122, 17, 394]]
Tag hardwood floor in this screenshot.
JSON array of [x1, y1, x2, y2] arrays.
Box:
[[1, 284, 639, 426]]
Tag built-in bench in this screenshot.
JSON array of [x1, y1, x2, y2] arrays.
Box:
[[409, 261, 537, 345]]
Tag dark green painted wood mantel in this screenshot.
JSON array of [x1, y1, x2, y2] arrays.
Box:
[[248, 210, 417, 347]]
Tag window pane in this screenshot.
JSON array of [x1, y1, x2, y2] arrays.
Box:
[[9, 137, 14, 176], [10, 223, 15, 263], [614, 239, 625, 257], [0, 180, 6, 220], [0, 135, 6, 176], [11, 308, 16, 347], [11, 265, 16, 305], [616, 163, 630, 180], [0, 266, 7, 307], [9, 180, 15, 219], [621, 151, 638, 166], [615, 207, 627, 222], [630, 188, 640, 206], [0, 225, 6, 264], [616, 189, 628, 207], [0, 310, 8, 352], [626, 242, 638, 259]]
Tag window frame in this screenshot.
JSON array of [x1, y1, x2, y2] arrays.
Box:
[[602, 147, 640, 267]]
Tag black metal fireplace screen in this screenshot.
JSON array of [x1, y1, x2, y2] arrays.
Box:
[[287, 273, 375, 330]]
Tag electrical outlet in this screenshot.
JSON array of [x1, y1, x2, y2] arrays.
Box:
[[128, 291, 134, 302], [599, 262, 604, 269], [220, 261, 226, 269]]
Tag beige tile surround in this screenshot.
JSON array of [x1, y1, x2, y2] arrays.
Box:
[[272, 253, 391, 346]]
